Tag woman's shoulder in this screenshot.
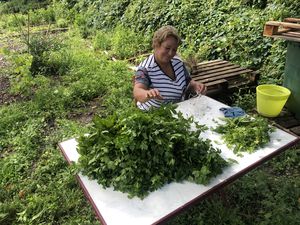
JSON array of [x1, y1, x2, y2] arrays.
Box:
[[171, 55, 185, 68], [173, 54, 184, 63], [139, 54, 156, 69]]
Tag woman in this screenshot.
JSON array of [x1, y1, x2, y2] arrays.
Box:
[[133, 25, 206, 111]]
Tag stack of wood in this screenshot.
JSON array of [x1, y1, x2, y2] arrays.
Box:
[[190, 59, 258, 95], [263, 18, 300, 42]]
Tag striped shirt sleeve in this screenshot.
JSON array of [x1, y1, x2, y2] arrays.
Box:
[[134, 67, 151, 87]]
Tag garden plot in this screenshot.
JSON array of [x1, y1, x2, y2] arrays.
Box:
[[59, 96, 299, 225]]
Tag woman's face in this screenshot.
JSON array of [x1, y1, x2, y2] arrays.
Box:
[[154, 36, 179, 65]]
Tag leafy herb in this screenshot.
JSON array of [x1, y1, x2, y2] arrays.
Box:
[[214, 115, 275, 156], [77, 105, 228, 199]]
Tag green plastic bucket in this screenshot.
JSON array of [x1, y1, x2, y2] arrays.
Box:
[[256, 84, 291, 117]]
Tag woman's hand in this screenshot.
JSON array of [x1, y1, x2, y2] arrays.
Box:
[[190, 80, 207, 95], [146, 88, 163, 100], [133, 83, 163, 103]]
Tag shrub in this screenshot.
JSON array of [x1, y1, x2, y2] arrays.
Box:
[[0, 0, 51, 14], [110, 25, 150, 59], [26, 34, 67, 76], [93, 30, 112, 51]]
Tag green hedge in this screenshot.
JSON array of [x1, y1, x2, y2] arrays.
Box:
[[74, 0, 300, 83]]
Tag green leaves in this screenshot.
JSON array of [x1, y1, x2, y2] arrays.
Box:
[[214, 115, 275, 155], [77, 105, 228, 199]]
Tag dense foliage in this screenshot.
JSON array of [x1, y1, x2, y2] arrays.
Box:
[[75, 0, 300, 74], [0, 0, 51, 14], [78, 105, 228, 198], [0, 0, 299, 224], [214, 115, 275, 155]]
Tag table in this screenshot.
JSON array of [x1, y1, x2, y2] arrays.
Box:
[[58, 96, 299, 225]]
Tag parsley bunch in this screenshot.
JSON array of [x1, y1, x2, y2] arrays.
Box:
[[77, 105, 227, 199], [214, 115, 275, 156]]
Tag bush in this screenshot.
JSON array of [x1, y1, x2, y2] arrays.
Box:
[[28, 7, 56, 26], [0, 0, 51, 14], [110, 25, 150, 59], [93, 30, 112, 51], [27, 34, 68, 76]]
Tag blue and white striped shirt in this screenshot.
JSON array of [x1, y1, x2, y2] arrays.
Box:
[[134, 54, 191, 111]]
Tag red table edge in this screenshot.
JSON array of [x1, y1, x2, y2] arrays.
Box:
[[58, 142, 107, 225], [58, 136, 300, 225]]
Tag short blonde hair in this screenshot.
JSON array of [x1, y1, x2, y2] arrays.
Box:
[[152, 25, 182, 48]]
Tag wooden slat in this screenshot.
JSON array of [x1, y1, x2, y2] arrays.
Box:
[[193, 62, 235, 73], [287, 31, 300, 36], [265, 21, 300, 30], [272, 34, 300, 42], [193, 63, 236, 74], [194, 78, 228, 87], [226, 75, 251, 84], [276, 28, 293, 34], [195, 69, 253, 83], [194, 60, 230, 69], [195, 59, 223, 66], [282, 32, 300, 38], [192, 65, 244, 76], [192, 68, 252, 81], [283, 18, 300, 23], [264, 24, 279, 36]]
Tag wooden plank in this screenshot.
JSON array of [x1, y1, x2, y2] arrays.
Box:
[[225, 70, 259, 83], [265, 21, 300, 30], [193, 62, 235, 73], [199, 60, 231, 67], [283, 32, 300, 38], [276, 28, 293, 34], [195, 73, 252, 84], [284, 18, 300, 23], [264, 24, 279, 36], [195, 59, 224, 66], [192, 65, 246, 77], [195, 69, 253, 83], [271, 34, 300, 43], [194, 78, 228, 87], [194, 60, 231, 69], [286, 31, 300, 36], [192, 68, 253, 81], [264, 26, 293, 37]]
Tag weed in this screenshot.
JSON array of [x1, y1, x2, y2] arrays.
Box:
[[232, 88, 256, 112]]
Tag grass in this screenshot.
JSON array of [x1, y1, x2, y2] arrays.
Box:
[[0, 28, 133, 224]]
